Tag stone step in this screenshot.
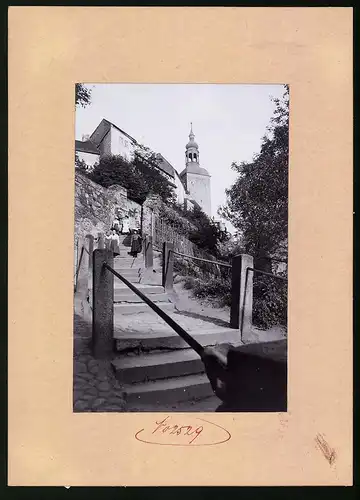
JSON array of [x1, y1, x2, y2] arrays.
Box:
[[113, 276, 142, 284], [117, 246, 140, 251], [114, 302, 174, 315], [114, 293, 171, 303], [115, 251, 143, 256], [112, 349, 204, 384], [114, 326, 239, 351], [113, 259, 144, 266], [111, 268, 143, 276], [114, 284, 164, 294], [122, 373, 215, 406]]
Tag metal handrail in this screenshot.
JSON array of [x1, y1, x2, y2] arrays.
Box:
[[171, 250, 232, 269], [74, 245, 85, 291], [104, 263, 205, 356], [248, 267, 288, 282]]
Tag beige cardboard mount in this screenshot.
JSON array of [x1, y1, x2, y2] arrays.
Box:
[[8, 7, 352, 486]]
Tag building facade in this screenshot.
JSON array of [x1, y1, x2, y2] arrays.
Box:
[[75, 119, 211, 216], [179, 124, 211, 217]]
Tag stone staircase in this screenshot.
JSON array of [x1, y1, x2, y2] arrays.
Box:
[[110, 236, 240, 412]]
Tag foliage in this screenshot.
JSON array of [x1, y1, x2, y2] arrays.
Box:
[[169, 203, 230, 256], [183, 275, 232, 308], [86, 149, 175, 204], [153, 202, 198, 236], [75, 84, 92, 108], [219, 85, 289, 260], [218, 85, 289, 329], [252, 273, 287, 329]]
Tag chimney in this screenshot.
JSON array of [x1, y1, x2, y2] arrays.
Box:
[[82, 134, 90, 142]]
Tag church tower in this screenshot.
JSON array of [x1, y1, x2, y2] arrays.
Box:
[[180, 123, 211, 217]]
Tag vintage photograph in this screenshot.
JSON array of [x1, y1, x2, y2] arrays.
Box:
[[74, 83, 289, 412]]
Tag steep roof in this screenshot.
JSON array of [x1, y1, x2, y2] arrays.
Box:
[[85, 119, 186, 186], [180, 164, 211, 177], [89, 118, 138, 147], [75, 140, 99, 154], [154, 154, 176, 178]]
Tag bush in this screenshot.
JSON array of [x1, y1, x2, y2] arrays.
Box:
[[184, 275, 232, 308], [252, 273, 287, 329], [176, 247, 287, 329]]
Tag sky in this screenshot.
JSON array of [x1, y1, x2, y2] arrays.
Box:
[[76, 84, 285, 233]]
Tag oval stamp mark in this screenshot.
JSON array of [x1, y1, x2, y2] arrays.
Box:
[[135, 415, 231, 446]]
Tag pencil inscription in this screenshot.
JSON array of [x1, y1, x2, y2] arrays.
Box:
[[315, 433, 336, 465]]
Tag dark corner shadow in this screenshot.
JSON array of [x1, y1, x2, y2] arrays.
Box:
[[207, 346, 287, 413], [173, 308, 230, 329]]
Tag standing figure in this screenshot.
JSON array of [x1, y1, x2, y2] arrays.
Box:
[[129, 230, 142, 257], [108, 229, 120, 256], [111, 216, 121, 234], [121, 216, 130, 235]]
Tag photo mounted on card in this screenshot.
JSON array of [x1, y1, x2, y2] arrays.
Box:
[[74, 83, 288, 415], [8, 7, 352, 486]]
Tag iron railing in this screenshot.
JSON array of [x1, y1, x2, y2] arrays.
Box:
[[74, 245, 85, 292], [103, 263, 204, 356], [171, 250, 232, 269]]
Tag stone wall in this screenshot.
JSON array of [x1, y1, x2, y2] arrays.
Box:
[[74, 171, 142, 241]]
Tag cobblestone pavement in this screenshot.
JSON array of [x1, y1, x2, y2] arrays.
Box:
[[73, 314, 126, 412]]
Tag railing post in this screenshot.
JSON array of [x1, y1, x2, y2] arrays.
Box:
[[97, 232, 105, 249], [162, 241, 174, 291], [86, 234, 94, 294], [144, 235, 153, 269], [230, 254, 254, 341], [92, 249, 114, 359], [76, 236, 91, 298]]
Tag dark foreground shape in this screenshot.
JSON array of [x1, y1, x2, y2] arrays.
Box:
[[202, 339, 287, 412]]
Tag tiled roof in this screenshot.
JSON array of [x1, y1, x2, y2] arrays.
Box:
[[75, 140, 99, 154], [181, 164, 210, 177], [155, 154, 175, 178]]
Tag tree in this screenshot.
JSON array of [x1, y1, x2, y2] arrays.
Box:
[[219, 85, 289, 262], [87, 148, 175, 205], [170, 203, 226, 256], [75, 84, 92, 108], [219, 85, 289, 328]]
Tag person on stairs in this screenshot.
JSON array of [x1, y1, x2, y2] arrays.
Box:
[[107, 229, 120, 256], [129, 229, 142, 257], [121, 216, 130, 235], [111, 216, 121, 234]]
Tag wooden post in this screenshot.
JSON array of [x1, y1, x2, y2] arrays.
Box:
[[86, 234, 94, 295], [76, 236, 90, 298], [97, 232, 105, 249], [151, 211, 155, 240], [162, 241, 174, 291], [230, 254, 254, 341], [92, 249, 114, 359], [144, 235, 153, 269]]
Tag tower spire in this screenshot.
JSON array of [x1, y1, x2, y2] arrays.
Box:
[[189, 122, 194, 139], [185, 122, 199, 164]]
